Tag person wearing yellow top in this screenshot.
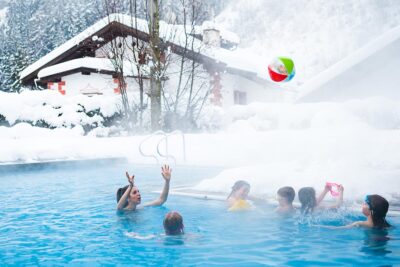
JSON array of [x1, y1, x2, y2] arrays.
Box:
[[227, 180, 251, 211]]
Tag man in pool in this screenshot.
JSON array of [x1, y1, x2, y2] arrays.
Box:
[[116, 165, 171, 211]]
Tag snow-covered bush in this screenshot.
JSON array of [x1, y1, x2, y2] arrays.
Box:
[[0, 90, 125, 135]]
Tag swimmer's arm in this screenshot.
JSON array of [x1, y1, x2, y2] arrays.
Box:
[[144, 165, 171, 207], [316, 185, 330, 206], [117, 184, 132, 210], [117, 172, 135, 210], [317, 221, 365, 229], [326, 185, 344, 210]]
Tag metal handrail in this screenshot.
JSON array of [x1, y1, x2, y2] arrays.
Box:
[[157, 137, 177, 165], [139, 130, 187, 165], [168, 130, 186, 162], [138, 130, 165, 164]]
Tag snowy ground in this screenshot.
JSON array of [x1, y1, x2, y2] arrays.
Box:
[[1, 96, 399, 202]]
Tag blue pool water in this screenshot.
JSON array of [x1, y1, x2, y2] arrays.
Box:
[[0, 160, 399, 266]]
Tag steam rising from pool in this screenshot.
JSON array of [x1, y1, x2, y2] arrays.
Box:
[[194, 97, 400, 202]]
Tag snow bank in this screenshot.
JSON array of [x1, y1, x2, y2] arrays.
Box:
[[0, 90, 121, 131], [1, 96, 399, 201], [199, 97, 400, 132], [194, 97, 400, 201]]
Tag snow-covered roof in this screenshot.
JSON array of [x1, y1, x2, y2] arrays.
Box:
[[37, 57, 139, 79], [21, 13, 272, 86], [296, 24, 400, 101], [21, 14, 145, 81]]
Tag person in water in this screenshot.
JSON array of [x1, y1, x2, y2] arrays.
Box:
[[275, 186, 296, 215], [227, 180, 251, 211], [116, 165, 172, 211], [125, 211, 184, 240], [340, 195, 391, 229], [163, 211, 184, 235], [298, 183, 344, 214]]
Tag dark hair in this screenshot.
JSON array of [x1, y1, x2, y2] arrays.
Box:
[[277, 186, 295, 203], [163, 211, 184, 235], [365, 195, 391, 228], [298, 187, 316, 214], [227, 180, 250, 199], [116, 185, 129, 208]]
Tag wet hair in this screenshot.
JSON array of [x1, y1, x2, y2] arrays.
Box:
[[163, 211, 184, 235], [116, 185, 129, 208], [227, 180, 250, 199], [365, 195, 391, 228], [298, 187, 316, 214], [277, 186, 295, 203]]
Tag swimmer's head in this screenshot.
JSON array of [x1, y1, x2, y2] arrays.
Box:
[[116, 185, 141, 208], [163, 211, 184, 235], [228, 180, 250, 200], [363, 195, 391, 228], [277, 186, 295, 205], [298, 187, 316, 214]]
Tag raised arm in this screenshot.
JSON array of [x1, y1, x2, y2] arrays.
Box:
[[327, 185, 344, 210], [144, 165, 171, 207], [116, 172, 134, 210], [316, 184, 331, 206]]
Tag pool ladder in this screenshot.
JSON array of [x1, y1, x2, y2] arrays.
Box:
[[139, 130, 186, 165]]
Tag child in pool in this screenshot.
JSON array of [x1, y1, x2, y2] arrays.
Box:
[[298, 183, 344, 214], [163, 211, 184, 235], [275, 186, 296, 215], [116, 165, 172, 211], [227, 180, 251, 211], [338, 195, 391, 229], [125, 211, 184, 239]]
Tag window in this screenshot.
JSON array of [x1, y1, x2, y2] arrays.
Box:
[[234, 91, 247, 105]]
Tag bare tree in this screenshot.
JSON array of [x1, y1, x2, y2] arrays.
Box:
[[162, 0, 212, 130], [102, 0, 136, 130], [127, 0, 147, 127], [148, 0, 163, 131], [99, 0, 215, 132]]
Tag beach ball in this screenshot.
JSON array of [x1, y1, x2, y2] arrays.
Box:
[[268, 57, 295, 82]]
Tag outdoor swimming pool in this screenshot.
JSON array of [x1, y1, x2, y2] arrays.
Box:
[[0, 160, 399, 266]]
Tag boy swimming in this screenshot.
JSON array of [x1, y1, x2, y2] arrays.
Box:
[[275, 186, 296, 215], [116, 165, 172, 211]]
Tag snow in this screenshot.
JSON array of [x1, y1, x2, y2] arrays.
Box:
[[5, 3, 400, 206], [37, 57, 139, 79], [200, 20, 240, 44], [0, 7, 6, 25], [1, 95, 400, 202], [216, 0, 400, 85], [297, 23, 400, 102], [0, 90, 120, 127]]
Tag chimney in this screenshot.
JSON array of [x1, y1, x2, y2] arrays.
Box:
[[202, 21, 221, 47]]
